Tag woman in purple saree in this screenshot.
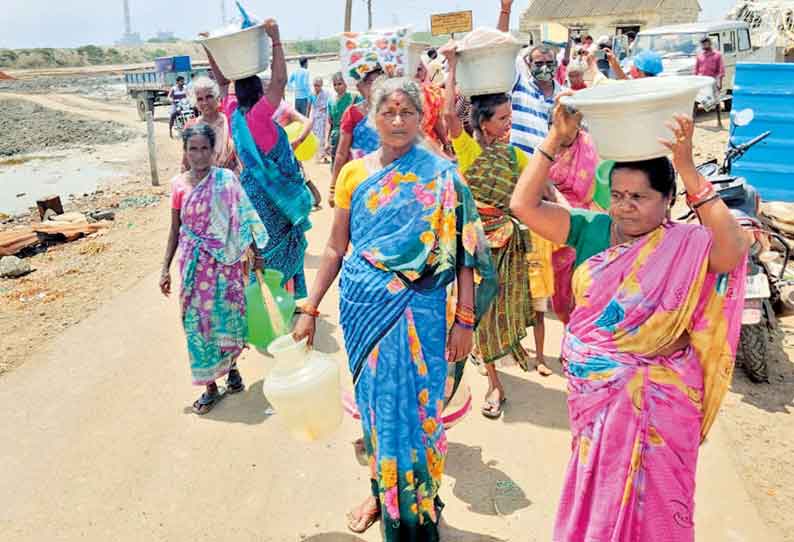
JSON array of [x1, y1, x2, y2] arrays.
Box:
[[511, 105, 749, 541]]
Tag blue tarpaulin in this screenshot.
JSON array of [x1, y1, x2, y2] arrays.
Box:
[[731, 63, 794, 202]]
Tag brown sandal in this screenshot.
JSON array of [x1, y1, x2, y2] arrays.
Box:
[[346, 497, 381, 534]]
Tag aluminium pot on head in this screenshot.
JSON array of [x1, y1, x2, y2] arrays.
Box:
[[560, 76, 713, 162], [197, 24, 272, 81]]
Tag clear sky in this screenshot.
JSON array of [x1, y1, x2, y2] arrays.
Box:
[[1, 0, 739, 49]]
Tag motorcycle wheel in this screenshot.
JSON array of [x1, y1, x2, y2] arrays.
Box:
[[174, 116, 187, 137], [738, 314, 770, 383]]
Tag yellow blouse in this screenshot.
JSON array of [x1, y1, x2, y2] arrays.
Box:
[[451, 131, 529, 174]]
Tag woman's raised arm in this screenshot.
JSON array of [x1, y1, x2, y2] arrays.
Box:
[[510, 104, 580, 246]]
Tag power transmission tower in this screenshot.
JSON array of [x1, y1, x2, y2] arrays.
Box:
[[344, 0, 352, 32]]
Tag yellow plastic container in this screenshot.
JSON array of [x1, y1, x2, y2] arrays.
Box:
[[284, 122, 319, 162]]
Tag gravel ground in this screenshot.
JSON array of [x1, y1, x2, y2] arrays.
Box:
[[0, 99, 138, 156]]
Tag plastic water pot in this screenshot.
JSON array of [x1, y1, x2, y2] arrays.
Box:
[[263, 335, 343, 442], [456, 42, 523, 97], [284, 122, 319, 162], [593, 160, 615, 210], [245, 269, 295, 350], [198, 25, 271, 80], [561, 76, 712, 161]]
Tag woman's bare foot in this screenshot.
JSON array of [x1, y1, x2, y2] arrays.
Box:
[[346, 495, 380, 534], [537, 362, 553, 377]]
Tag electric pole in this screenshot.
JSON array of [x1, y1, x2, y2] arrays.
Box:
[[344, 0, 352, 32]]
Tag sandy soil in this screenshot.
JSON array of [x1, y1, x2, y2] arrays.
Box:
[[0, 79, 792, 540]]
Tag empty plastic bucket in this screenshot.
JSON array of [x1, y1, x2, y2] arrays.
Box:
[[560, 76, 713, 161], [284, 122, 319, 162], [263, 335, 343, 442], [245, 269, 295, 350], [456, 42, 523, 97], [593, 160, 614, 210], [198, 25, 271, 80]]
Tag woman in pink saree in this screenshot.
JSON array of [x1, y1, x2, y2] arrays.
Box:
[[547, 128, 601, 323], [511, 105, 749, 541]]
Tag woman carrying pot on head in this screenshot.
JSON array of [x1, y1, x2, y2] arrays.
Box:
[[181, 77, 240, 175], [202, 18, 313, 299], [441, 43, 543, 416], [293, 77, 496, 539], [510, 104, 748, 541], [160, 123, 268, 414], [329, 66, 384, 206]]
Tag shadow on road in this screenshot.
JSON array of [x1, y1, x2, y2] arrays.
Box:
[[439, 520, 508, 541], [496, 371, 570, 430], [314, 316, 342, 354], [182, 379, 275, 425], [301, 533, 367, 542], [444, 442, 531, 517], [731, 327, 794, 413]]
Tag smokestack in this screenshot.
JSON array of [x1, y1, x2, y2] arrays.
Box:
[[221, 0, 227, 24], [123, 0, 132, 35]]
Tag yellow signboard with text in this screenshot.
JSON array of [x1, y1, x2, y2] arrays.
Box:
[[430, 10, 473, 36]]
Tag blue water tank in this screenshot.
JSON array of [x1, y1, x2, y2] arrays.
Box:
[[731, 63, 794, 202]]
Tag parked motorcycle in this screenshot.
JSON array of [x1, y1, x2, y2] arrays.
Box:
[[684, 109, 790, 382], [173, 98, 196, 137]]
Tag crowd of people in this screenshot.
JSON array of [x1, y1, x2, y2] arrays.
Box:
[[160, 2, 748, 540]]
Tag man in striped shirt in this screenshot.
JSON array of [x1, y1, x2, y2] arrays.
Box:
[[498, 0, 561, 155], [509, 45, 561, 155]]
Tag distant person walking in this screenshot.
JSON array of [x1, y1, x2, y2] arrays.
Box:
[[288, 57, 312, 116], [307, 77, 332, 163], [695, 37, 726, 90]]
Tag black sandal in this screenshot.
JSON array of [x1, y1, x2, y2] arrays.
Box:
[[192, 387, 225, 415], [226, 368, 245, 394]]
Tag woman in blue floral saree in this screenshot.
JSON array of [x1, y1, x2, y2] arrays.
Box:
[[294, 78, 496, 540]]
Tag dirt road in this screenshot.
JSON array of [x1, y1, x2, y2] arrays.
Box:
[[0, 90, 790, 540]]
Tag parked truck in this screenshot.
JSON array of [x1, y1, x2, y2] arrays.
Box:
[[124, 55, 210, 120]]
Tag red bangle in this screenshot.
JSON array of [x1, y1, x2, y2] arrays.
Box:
[[272, 41, 282, 48], [300, 304, 320, 317], [686, 179, 715, 207]]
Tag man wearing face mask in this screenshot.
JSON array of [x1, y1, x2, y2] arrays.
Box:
[[695, 37, 725, 91], [498, 0, 560, 155]]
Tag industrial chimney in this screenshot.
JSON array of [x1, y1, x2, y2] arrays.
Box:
[[123, 0, 132, 35], [118, 0, 142, 45]]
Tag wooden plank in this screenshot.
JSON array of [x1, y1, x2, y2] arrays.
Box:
[[0, 229, 38, 257], [32, 221, 111, 243]]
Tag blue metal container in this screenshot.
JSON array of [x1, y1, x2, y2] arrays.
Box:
[[731, 63, 794, 202]]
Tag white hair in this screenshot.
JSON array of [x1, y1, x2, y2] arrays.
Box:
[[368, 76, 424, 124], [190, 76, 219, 101]]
